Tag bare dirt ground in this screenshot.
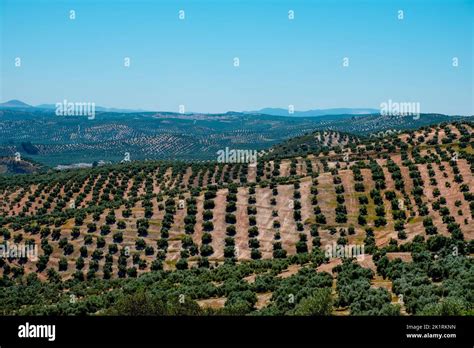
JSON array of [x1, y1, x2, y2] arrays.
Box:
[[196, 297, 226, 309], [277, 264, 302, 278], [339, 168, 358, 227], [235, 187, 251, 260], [275, 184, 298, 255], [255, 186, 277, 259], [299, 177, 314, 252], [317, 172, 336, 226], [209, 189, 228, 260]]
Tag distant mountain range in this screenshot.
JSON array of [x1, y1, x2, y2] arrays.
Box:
[[0, 99, 32, 108], [0, 100, 146, 113], [247, 107, 379, 117], [1, 100, 380, 117]]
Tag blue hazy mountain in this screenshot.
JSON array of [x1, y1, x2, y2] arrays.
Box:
[[1, 100, 380, 117], [249, 107, 379, 117], [0, 99, 33, 108], [34, 103, 148, 113], [0, 100, 147, 113]]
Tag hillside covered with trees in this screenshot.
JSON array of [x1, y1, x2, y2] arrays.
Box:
[[0, 121, 473, 316]]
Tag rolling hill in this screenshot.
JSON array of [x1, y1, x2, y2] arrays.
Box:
[[0, 107, 468, 167], [0, 121, 472, 316]]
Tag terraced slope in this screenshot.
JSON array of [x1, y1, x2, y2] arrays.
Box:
[[0, 121, 472, 316], [0, 121, 472, 280]]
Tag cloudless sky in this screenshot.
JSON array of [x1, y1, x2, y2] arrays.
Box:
[[1, 0, 472, 114]]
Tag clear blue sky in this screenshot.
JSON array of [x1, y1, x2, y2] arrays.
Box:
[[1, 0, 472, 114]]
